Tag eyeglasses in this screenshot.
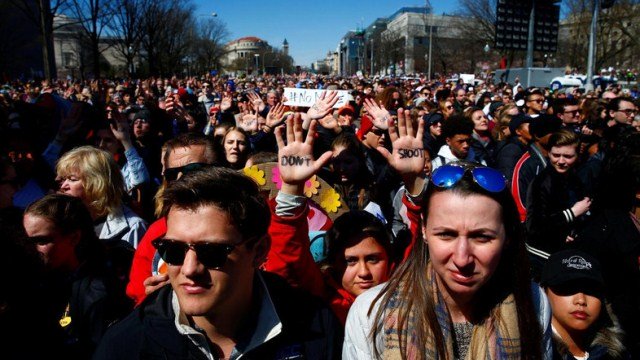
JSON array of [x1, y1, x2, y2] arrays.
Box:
[[617, 108, 637, 116], [164, 162, 210, 182], [445, 105, 454, 110], [371, 128, 385, 136], [529, 98, 544, 104], [152, 239, 235, 269], [563, 110, 580, 116], [431, 163, 507, 193]]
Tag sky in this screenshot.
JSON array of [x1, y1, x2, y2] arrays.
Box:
[[195, 1, 459, 67]]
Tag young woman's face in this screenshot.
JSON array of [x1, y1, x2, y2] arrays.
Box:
[[423, 191, 506, 303], [549, 145, 578, 174], [471, 110, 489, 132], [224, 131, 247, 165], [547, 286, 602, 334], [331, 146, 361, 184], [341, 235, 390, 297]]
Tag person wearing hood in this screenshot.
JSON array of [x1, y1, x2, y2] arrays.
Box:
[[431, 114, 486, 171], [542, 249, 629, 360]]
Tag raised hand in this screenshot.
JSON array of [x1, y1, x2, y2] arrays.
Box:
[[275, 113, 332, 195], [220, 93, 233, 112], [376, 108, 425, 194], [109, 109, 134, 150], [265, 102, 286, 129], [318, 113, 339, 131], [239, 109, 259, 133], [363, 98, 390, 130], [307, 90, 339, 120], [247, 91, 266, 113]]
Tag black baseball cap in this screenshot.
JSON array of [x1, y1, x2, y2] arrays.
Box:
[[509, 113, 531, 135], [423, 112, 444, 127], [541, 249, 604, 288]]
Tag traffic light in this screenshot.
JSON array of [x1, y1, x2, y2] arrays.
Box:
[[601, 0, 615, 9]]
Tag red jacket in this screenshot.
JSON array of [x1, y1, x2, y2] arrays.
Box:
[[401, 193, 424, 261], [126, 217, 167, 306], [263, 201, 354, 324]]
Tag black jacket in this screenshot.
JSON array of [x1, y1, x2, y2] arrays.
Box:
[[93, 271, 343, 360], [525, 166, 588, 258], [494, 137, 528, 183], [577, 209, 640, 358]]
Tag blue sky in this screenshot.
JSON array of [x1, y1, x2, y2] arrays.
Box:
[[195, 1, 459, 67]]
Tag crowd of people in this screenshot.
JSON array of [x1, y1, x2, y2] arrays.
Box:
[[0, 72, 639, 359]]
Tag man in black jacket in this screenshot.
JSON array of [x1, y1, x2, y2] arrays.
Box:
[[94, 167, 343, 360]]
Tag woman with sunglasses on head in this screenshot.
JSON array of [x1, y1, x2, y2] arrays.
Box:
[[343, 111, 551, 359], [525, 129, 591, 280]]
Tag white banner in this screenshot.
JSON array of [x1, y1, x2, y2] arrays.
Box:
[[283, 88, 350, 108]]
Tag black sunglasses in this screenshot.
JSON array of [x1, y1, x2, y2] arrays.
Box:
[[28, 235, 55, 245], [152, 239, 235, 269], [371, 128, 385, 136], [164, 162, 210, 182]]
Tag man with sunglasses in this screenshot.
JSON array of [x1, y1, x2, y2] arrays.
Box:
[[126, 133, 217, 306], [604, 97, 638, 144], [96, 168, 343, 360], [553, 98, 583, 134], [524, 88, 546, 116]]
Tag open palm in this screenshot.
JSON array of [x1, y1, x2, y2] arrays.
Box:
[[276, 113, 332, 185], [377, 108, 425, 177]]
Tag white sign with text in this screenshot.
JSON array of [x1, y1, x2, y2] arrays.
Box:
[[283, 88, 350, 108]]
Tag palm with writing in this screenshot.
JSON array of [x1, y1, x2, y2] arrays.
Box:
[[318, 113, 339, 131], [247, 91, 266, 113], [220, 94, 233, 112], [275, 113, 332, 194], [377, 108, 425, 179], [307, 90, 338, 120], [265, 102, 286, 128], [363, 98, 390, 130], [239, 109, 259, 133]]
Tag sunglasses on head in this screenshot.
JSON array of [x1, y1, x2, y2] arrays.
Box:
[[152, 239, 235, 269], [431, 163, 506, 193], [164, 162, 210, 182]]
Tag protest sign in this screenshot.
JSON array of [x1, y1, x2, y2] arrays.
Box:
[[283, 88, 350, 108]]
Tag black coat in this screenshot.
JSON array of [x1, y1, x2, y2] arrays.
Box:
[[525, 166, 588, 257], [494, 137, 528, 183], [93, 271, 343, 360], [577, 209, 640, 358]]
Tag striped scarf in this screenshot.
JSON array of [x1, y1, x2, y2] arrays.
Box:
[[382, 264, 521, 360]]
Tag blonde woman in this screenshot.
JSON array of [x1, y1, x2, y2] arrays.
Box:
[[56, 146, 147, 248]]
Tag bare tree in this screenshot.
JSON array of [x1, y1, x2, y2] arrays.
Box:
[[190, 17, 230, 75], [108, 0, 148, 77], [141, 0, 195, 76], [67, 0, 115, 78], [558, 0, 640, 71]]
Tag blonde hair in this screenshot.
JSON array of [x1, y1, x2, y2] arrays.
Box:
[[56, 146, 125, 217]]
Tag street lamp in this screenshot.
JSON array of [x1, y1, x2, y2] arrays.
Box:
[[254, 54, 260, 75]]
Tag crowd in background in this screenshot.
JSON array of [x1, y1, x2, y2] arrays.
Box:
[[0, 71, 639, 359]]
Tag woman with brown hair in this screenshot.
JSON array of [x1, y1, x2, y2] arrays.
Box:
[[343, 113, 551, 359]]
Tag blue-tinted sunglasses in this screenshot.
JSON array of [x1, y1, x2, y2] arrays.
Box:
[[431, 163, 506, 193]]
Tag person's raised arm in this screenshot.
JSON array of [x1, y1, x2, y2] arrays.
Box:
[[275, 113, 333, 196], [362, 98, 390, 130], [376, 108, 426, 195], [301, 90, 339, 129]]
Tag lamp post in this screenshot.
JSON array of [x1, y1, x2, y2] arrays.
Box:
[[254, 54, 260, 75], [370, 25, 376, 76]]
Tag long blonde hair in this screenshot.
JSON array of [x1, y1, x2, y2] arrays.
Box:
[[56, 146, 125, 218]]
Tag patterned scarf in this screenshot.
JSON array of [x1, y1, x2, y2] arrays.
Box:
[[382, 264, 521, 360]]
